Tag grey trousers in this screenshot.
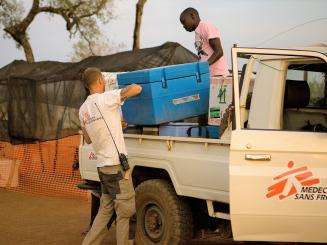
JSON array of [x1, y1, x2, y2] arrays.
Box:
[[82, 165, 136, 245]]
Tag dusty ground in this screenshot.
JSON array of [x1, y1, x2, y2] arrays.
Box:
[[0, 190, 318, 245], [0, 189, 241, 245], [0, 189, 109, 245]]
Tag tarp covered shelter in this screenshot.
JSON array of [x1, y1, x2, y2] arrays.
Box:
[[0, 42, 197, 143]]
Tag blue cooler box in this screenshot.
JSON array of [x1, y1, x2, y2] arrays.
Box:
[[117, 62, 210, 125]]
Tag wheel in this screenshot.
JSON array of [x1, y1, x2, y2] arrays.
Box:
[[135, 179, 193, 244]]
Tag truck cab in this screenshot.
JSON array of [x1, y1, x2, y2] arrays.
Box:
[[230, 47, 327, 242], [79, 46, 327, 243]]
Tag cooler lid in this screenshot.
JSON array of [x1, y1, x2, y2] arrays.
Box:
[[117, 61, 209, 85]]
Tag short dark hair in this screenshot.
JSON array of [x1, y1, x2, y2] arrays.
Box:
[[180, 7, 199, 18], [82, 67, 102, 89]]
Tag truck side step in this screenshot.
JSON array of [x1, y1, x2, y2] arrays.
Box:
[[206, 200, 230, 220]]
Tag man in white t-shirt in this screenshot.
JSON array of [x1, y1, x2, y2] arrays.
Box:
[[180, 7, 229, 77], [79, 67, 142, 245]]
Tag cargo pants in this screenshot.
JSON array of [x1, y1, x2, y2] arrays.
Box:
[[82, 165, 136, 245]]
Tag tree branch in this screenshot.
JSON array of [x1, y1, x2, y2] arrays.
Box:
[[133, 0, 147, 51], [2, 0, 110, 63], [77, 0, 107, 19], [22, 0, 39, 23], [76, 23, 95, 55], [38, 1, 107, 31], [17, 0, 40, 32]]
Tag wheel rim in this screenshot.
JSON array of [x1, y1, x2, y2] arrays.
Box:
[[143, 204, 165, 242]]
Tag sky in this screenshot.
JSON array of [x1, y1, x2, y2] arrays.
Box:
[[0, 0, 327, 68]]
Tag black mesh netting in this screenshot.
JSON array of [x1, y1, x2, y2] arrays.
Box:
[[0, 42, 197, 144]]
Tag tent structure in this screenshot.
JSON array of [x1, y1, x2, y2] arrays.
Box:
[[0, 42, 197, 143]]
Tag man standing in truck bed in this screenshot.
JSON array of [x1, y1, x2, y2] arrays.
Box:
[[79, 67, 142, 245], [180, 7, 229, 77]]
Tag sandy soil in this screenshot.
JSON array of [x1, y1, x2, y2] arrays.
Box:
[[0, 190, 116, 245], [0, 190, 240, 245], [0, 190, 316, 245]]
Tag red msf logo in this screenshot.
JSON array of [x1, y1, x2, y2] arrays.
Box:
[[89, 152, 97, 161], [83, 112, 91, 125], [266, 161, 320, 200]]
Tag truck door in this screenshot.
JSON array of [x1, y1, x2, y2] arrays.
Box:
[[229, 47, 327, 242]]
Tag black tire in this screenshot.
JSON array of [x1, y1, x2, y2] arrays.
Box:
[[135, 179, 193, 245]]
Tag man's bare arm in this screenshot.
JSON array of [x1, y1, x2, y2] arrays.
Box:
[[121, 84, 142, 102], [81, 127, 92, 144], [208, 37, 224, 65]]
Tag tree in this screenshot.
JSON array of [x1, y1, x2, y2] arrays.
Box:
[[133, 0, 147, 51], [0, 0, 115, 63], [70, 37, 125, 62]]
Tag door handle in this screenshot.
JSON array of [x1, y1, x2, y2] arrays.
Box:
[[245, 154, 271, 161]]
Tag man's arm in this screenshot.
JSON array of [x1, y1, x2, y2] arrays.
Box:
[[121, 84, 142, 102], [81, 127, 92, 144], [207, 38, 224, 65]]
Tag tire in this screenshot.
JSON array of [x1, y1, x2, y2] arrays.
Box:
[[135, 179, 193, 245]]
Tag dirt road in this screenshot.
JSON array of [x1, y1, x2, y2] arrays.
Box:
[[0, 190, 101, 245], [0, 190, 314, 245], [0, 190, 240, 244]]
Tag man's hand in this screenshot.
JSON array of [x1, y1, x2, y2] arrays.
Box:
[[121, 84, 142, 102], [121, 119, 128, 130], [124, 169, 131, 180], [207, 37, 224, 65]]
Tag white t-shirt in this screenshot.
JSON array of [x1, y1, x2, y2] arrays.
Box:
[[79, 90, 127, 167]]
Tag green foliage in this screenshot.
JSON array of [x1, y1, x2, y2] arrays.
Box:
[[308, 72, 326, 107], [0, 0, 116, 61], [71, 37, 125, 62], [0, 0, 24, 28]]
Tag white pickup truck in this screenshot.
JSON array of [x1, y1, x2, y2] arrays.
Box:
[[79, 46, 327, 244]]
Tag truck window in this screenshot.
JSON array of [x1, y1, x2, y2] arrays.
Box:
[[283, 63, 327, 132], [238, 54, 326, 132], [238, 55, 281, 130]]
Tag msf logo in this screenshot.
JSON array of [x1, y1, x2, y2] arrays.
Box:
[[89, 152, 97, 161], [266, 161, 320, 200], [83, 112, 91, 126]]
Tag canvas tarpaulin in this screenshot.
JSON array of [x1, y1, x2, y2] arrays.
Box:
[[0, 42, 197, 143]]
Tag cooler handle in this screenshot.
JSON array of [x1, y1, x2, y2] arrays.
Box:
[[161, 69, 168, 89], [186, 126, 198, 137], [187, 126, 210, 138], [195, 62, 202, 83]]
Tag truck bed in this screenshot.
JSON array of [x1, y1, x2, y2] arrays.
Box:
[[79, 134, 230, 203]]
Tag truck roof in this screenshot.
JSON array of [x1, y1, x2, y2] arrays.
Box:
[[292, 45, 327, 55], [251, 46, 327, 62]]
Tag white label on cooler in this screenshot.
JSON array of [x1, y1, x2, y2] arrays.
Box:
[[172, 94, 200, 105]]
